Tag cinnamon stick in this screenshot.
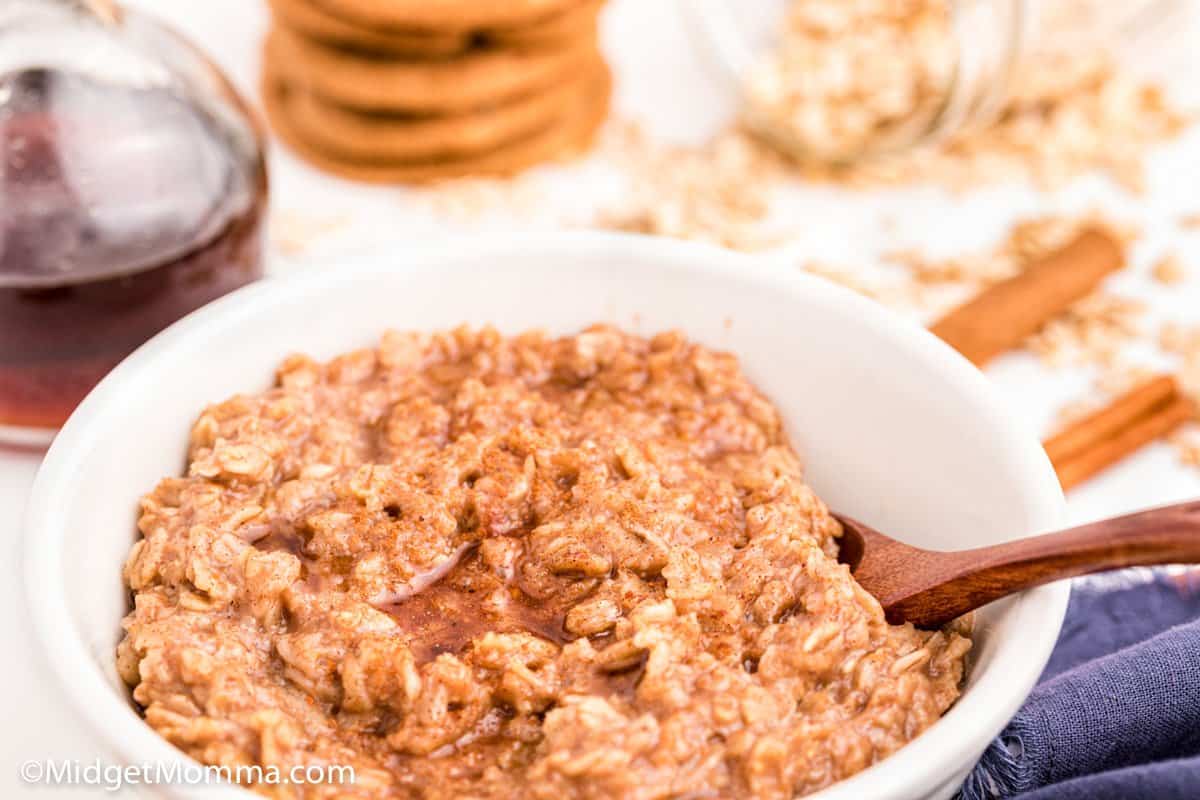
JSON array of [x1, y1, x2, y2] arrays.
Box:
[[1044, 375, 1179, 466], [931, 228, 1125, 367], [1045, 376, 1195, 490]]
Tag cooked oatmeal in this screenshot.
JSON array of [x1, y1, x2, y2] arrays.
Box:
[[118, 326, 971, 798]]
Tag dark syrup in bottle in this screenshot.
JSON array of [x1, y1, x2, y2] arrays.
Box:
[[0, 68, 267, 435]]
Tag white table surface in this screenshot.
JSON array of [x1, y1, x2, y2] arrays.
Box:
[[6, 0, 1200, 795]]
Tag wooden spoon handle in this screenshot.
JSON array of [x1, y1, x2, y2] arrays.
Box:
[[886, 500, 1200, 627]]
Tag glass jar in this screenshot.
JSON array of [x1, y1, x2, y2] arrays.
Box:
[[0, 0, 269, 448], [682, 0, 1188, 163]]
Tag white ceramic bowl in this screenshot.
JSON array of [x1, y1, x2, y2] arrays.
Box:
[[25, 233, 1068, 799]]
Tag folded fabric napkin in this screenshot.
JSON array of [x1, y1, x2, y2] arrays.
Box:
[[959, 572, 1200, 800]]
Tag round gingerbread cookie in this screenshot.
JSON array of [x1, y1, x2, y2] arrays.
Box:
[[268, 0, 605, 58], [492, 0, 606, 45], [262, 62, 611, 183], [267, 0, 468, 57], [306, 0, 583, 32], [276, 58, 605, 162], [265, 25, 599, 113]]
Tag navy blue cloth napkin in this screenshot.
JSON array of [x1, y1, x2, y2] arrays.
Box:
[[959, 573, 1200, 800]]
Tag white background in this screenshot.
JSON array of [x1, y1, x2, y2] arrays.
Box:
[[5, 0, 1200, 795]]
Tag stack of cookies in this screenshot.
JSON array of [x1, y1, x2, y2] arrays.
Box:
[[261, 0, 611, 183]]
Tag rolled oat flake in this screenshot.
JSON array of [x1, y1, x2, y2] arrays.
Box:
[[683, 0, 1190, 162]]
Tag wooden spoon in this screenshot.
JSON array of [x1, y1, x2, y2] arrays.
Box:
[[836, 500, 1200, 628]]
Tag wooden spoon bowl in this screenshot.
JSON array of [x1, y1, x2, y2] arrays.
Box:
[[837, 499, 1200, 628]]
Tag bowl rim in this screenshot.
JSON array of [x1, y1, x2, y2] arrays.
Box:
[[24, 232, 1068, 800]]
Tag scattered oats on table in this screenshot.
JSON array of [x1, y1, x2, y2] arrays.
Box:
[[594, 121, 786, 251], [1025, 293, 1147, 369], [882, 247, 1019, 291], [419, 172, 547, 222], [388, 6, 1188, 249], [799, 260, 915, 306], [1169, 427, 1200, 468], [271, 210, 350, 257], [1095, 364, 1164, 399], [1161, 323, 1200, 405], [1152, 253, 1188, 285], [779, 9, 1190, 192], [1160, 322, 1200, 361]]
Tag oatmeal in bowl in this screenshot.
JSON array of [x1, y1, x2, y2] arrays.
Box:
[[24, 235, 1066, 800], [119, 325, 971, 798]]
